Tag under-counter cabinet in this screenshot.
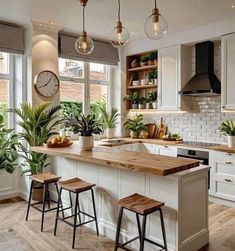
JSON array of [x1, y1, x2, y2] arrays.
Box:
[[157, 45, 192, 111], [221, 33, 235, 110], [210, 151, 235, 201]]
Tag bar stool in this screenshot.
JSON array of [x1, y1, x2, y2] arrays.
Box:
[[114, 193, 167, 251], [54, 177, 99, 249], [25, 172, 61, 232]]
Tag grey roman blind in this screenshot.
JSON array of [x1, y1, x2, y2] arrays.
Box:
[[0, 22, 24, 55], [59, 33, 119, 66]]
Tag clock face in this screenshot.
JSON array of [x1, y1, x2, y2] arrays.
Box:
[[34, 70, 60, 97]]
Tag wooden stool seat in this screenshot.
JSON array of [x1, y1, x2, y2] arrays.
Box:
[[59, 177, 95, 193], [119, 193, 164, 215], [32, 172, 61, 184]]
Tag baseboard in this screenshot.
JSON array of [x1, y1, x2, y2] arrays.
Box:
[[209, 195, 235, 208], [0, 191, 21, 201]]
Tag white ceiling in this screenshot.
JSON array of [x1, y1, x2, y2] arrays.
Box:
[[0, 0, 235, 40]]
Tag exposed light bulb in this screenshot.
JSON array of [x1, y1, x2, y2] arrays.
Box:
[[75, 32, 94, 55], [153, 21, 160, 33]]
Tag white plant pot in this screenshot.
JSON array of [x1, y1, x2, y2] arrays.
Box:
[[228, 135, 235, 148], [152, 101, 158, 109], [106, 128, 115, 139], [79, 136, 94, 151]]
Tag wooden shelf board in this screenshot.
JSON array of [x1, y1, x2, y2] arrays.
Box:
[[128, 84, 158, 90], [128, 65, 158, 72]]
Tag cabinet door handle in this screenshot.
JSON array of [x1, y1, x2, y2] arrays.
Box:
[[226, 161, 233, 164], [225, 178, 233, 183]]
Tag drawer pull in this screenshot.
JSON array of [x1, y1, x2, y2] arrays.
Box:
[[225, 178, 233, 183], [226, 161, 233, 164], [164, 145, 168, 148], [226, 153, 232, 156]]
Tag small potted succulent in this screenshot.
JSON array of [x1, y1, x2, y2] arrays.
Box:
[[124, 91, 140, 109], [219, 120, 235, 148], [123, 114, 147, 139], [138, 97, 146, 109], [131, 58, 139, 68], [140, 55, 149, 67], [100, 107, 120, 139], [68, 114, 103, 150], [148, 91, 158, 109]]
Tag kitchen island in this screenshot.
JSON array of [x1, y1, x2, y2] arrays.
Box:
[[32, 142, 209, 251]]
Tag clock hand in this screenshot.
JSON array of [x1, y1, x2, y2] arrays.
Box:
[[42, 75, 52, 87]]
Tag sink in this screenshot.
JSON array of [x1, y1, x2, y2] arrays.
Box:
[[101, 139, 127, 144]]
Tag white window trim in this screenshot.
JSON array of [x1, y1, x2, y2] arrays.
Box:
[[59, 60, 114, 115]]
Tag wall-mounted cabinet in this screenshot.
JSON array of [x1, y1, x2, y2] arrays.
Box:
[[221, 33, 235, 110], [157, 45, 192, 111]]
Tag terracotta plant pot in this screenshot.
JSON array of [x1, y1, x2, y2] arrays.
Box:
[[79, 136, 94, 151], [106, 128, 115, 139], [130, 131, 138, 139], [228, 136, 235, 148], [131, 61, 139, 68], [32, 186, 44, 202]]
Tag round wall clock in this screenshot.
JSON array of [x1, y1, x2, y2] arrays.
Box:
[[34, 70, 60, 98]]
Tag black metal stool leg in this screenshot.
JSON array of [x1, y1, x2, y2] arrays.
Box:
[[54, 187, 62, 236], [140, 215, 147, 251], [136, 213, 141, 243], [41, 183, 47, 232], [91, 188, 99, 236], [76, 193, 82, 224], [25, 180, 34, 221], [46, 185, 50, 210], [114, 207, 124, 251], [55, 182, 64, 219], [72, 192, 78, 249], [159, 208, 167, 251], [69, 191, 74, 216]]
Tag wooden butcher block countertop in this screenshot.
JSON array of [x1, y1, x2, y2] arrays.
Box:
[[31, 142, 200, 176]]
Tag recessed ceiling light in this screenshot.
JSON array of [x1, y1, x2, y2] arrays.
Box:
[[232, 5, 235, 8], [48, 20, 55, 24]]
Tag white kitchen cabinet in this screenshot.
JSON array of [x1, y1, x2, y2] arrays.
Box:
[[157, 45, 192, 111], [210, 151, 235, 201], [221, 33, 235, 110], [158, 145, 177, 157]]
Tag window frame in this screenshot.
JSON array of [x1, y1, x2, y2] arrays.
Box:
[[59, 59, 113, 115]]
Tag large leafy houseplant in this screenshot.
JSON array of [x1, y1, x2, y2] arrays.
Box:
[[123, 114, 147, 138], [11, 102, 62, 175], [0, 115, 19, 173], [219, 120, 235, 147], [68, 114, 103, 150], [99, 107, 120, 139]]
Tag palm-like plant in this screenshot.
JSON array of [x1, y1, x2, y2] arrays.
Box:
[[123, 114, 147, 132], [99, 107, 120, 129], [219, 120, 235, 136], [68, 114, 103, 136], [0, 115, 19, 173], [11, 102, 62, 175]]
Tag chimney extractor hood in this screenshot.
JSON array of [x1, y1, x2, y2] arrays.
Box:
[[179, 41, 221, 96]]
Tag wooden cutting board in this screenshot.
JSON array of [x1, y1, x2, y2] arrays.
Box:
[[145, 123, 156, 138], [157, 117, 167, 139]]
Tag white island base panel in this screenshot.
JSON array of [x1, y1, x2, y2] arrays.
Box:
[[52, 156, 209, 251]]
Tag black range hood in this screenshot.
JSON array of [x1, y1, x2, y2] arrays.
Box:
[[179, 41, 221, 96]]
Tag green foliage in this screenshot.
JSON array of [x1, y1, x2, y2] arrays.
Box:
[[149, 51, 157, 61], [60, 101, 82, 119], [219, 120, 235, 136], [0, 115, 19, 173], [11, 102, 62, 175], [0, 102, 8, 125], [148, 91, 158, 102], [124, 91, 140, 104], [90, 95, 107, 122], [140, 55, 149, 63], [100, 107, 120, 129], [148, 69, 158, 80], [123, 114, 147, 132], [67, 114, 103, 136]]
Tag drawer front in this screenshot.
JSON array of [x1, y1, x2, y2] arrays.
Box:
[[159, 146, 177, 157], [215, 161, 235, 176], [211, 151, 235, 163]]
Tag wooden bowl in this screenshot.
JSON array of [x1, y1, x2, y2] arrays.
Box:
[[44, 141, 73, 148]]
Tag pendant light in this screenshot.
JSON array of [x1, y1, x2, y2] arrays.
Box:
[[110, 0, 130, 48], [75, 0, 94, 55], [144, 0, 168, 40]]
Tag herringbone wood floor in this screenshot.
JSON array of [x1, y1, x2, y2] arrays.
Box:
[[0, 198, 235, 251]]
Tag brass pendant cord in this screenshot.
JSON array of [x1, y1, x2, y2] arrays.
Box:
[[154, 0, 157, 9], [117, 0, 121, 22], [83, 5, 85, 32]]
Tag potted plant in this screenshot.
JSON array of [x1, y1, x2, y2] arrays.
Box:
[[145, 97, 152, 109], [11, 102, 62, 201], [68, 114, 103, 150], [100, 107, 120, 139], [124, 91, 140, 109], [130, 58, 139, 68], [123, 114, 147, 139], [140, 55, 149, 67], [153, 51, 158, 65], [153, 69, 158, 84], [0, 115, 19, 174], [219, 120, 235, 147], [148, 91, 158, 109], [148, 70, 155, 85], [148, 52, 156, 66], [138, 97, 146, 109]]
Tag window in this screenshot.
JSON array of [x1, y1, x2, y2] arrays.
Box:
[[59, 59, 113, 119], [0, 52, 12, 126]]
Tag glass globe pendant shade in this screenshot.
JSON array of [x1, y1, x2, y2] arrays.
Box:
[[75, 32, 94, 55], [111, 21, 130, 48], [144, 8, 168, 40]]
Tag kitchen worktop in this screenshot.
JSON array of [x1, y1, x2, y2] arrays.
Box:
[[31, 141, 199, 176]]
